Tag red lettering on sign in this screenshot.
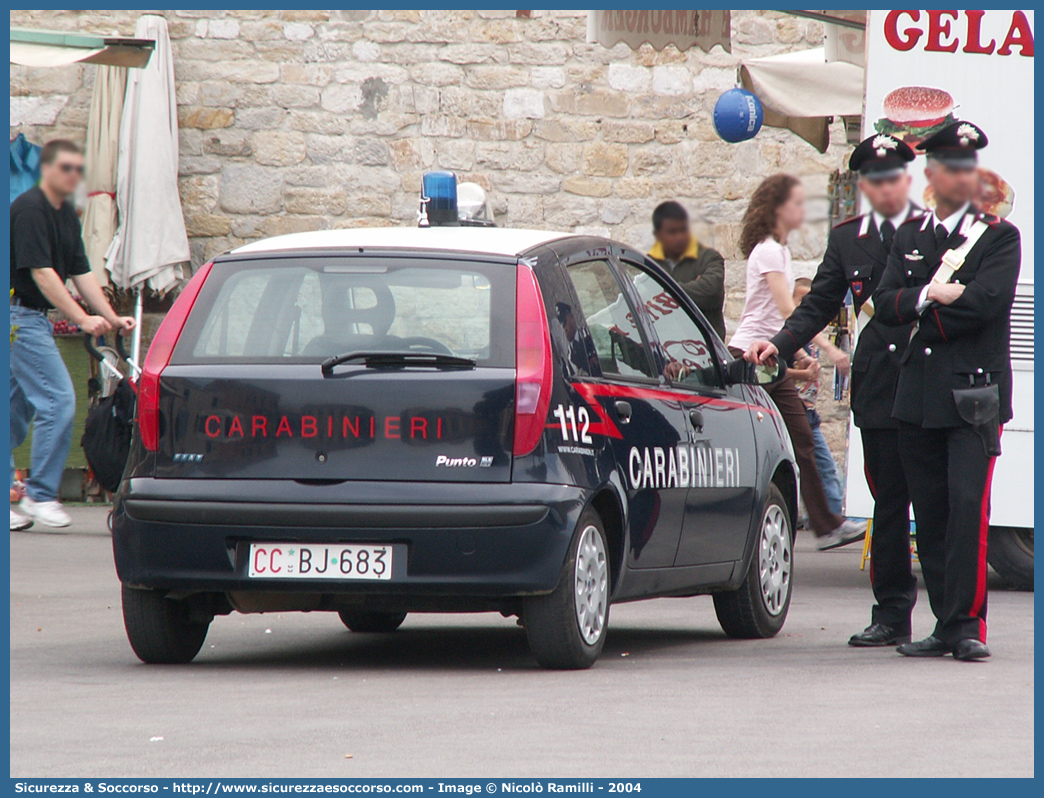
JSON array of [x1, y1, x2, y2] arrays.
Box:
[[385, 417, 400, 439], [301, 416, 318, 438], [253, 548, 266, 574], [370, 417, 376, 438], [963, 10, 996, 54], [205, 415, 221, 438], [925, 10, 960, 52], [411, 417, 428, 439], [328, 416, 334, 438], [228, 415, 244, 437], [998, 11, 1034, 56], [437, 417, 443, 439], [252, 416, 267, 438], [269, 548, 282, 573], [275, 416, 293, 437], [343, 416, 360, 438], [884, 9, 1033, 57], [884, 10, 922, 51]]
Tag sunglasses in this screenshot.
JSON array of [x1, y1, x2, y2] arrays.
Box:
[[57, 163, 85, 175]]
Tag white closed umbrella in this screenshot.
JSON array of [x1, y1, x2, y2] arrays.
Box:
[[81, 64, 126, 284], [106, 14, 190, 370], [107, 14, 189, 297]]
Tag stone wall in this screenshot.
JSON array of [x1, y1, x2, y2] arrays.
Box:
[[10, 9, 850, 331]]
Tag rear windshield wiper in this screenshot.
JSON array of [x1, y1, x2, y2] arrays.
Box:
[[321, 351, 477, 375]]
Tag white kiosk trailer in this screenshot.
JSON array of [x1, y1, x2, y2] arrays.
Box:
[[844, 9, 1034, 587]]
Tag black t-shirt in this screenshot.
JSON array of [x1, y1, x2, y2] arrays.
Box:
[[10, 186, 91, 310]]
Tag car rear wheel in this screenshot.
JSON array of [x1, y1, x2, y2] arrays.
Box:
[[337, 609, 407, 633], [121, 585, 210, 664], [524, 508, 610, 669], [714, 484, 792, 639], [987, 526, 1033, 590]]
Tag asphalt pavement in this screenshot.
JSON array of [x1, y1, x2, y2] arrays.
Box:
[[9, 506, 1034, 778]]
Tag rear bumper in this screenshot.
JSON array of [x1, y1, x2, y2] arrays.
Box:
[[112, 478, 587, 597]]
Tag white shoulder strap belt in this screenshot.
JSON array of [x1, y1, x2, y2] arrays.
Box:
[[855, 218, 989, 334], [931, 218, 989, 284]]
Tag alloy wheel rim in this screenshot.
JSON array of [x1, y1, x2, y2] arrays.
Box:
[[574, 525, 608, 645], [759, 504, 791, 617]]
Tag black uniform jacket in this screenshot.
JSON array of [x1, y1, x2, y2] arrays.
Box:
[[770, 208, 918, 430], [872, 205, 1021, 428]]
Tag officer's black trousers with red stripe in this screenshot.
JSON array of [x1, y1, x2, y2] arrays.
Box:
[[897, 422, 999, 645], [861, 428, 916, 632]]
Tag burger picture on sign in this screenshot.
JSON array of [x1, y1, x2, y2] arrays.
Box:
[[874, 86, 956, 148]]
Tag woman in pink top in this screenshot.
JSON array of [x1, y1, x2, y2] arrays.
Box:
[[729, 175, 864, 550]]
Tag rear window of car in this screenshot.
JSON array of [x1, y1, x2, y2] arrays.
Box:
[[171, 255, 515, 367]]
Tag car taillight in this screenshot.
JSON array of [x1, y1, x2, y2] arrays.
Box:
[[137, 261, 213, 451], [513, 261, 553, 457]]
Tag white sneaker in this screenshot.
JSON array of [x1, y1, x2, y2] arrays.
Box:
[[816, 519, 867, 551], [10, 509, 33, 532], [20, 496, 71, 528]]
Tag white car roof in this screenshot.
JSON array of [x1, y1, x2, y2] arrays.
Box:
[[231, 227, 574, 258]]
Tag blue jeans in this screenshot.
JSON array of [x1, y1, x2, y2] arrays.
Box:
[[807, 407, 844, 516], [10, 305, 76, 502]]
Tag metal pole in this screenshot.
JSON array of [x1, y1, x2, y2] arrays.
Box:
[[779, 10, 866, 30], [130, 289, 143, 378]]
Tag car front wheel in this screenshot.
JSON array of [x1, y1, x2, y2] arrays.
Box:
[[987, 526, 1033, 590], [714, 484, 792, 639], [121, 585, 210, 664], [524, 508, 610, 669]]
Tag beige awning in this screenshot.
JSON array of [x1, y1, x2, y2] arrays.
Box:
[[587, 10, 731, 53], [740, 47, 864, 153], [11, 29, 153, 69]]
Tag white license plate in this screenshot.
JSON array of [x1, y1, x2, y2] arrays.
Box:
[[248, 543, 393, 580]]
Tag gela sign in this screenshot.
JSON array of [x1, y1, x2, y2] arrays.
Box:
[[884, 10, 1033, 56]]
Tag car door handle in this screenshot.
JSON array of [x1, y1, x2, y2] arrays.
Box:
[[688, 408, 704, 433], [614, 400, 632, 424]]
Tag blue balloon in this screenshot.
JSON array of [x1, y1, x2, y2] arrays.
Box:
[[713, 88, 764, 143]]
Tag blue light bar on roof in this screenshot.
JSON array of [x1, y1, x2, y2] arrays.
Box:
[[420, 171, 459, 227]]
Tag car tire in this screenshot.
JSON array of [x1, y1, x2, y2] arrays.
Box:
[[524, 508, 610, 670], [338, 609, 408, 633], [121, 585, 210, 664], [714, 484, 792, 639], [987, 526, 1034, 590]]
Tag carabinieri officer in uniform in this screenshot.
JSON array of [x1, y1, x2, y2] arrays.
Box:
[[873, 121, 1021, 661], [744, 133, 921, 647]]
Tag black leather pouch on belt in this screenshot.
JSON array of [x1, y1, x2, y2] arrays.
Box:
[[952, 383, 1002, 457]]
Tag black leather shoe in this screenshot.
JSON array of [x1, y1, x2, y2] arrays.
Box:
[[953, 639, 991, 661], [849, 623, 912, 647], [897, 635, 952, 657]]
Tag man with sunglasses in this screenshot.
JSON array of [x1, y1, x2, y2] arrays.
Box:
[[10, 139, 135, 531]]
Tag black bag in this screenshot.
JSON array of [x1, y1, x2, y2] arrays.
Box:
[[81, 379, 136, 492], [952, 382, 1002, 457]]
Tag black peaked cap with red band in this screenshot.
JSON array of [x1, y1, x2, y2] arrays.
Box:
[[849, 133, 915, 180], [917, 120, 988, 169]]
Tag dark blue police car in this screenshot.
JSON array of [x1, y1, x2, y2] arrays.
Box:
[[113, 224, 797, 669]]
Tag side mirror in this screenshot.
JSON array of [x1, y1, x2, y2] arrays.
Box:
[[724, 356, 787, 387]]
